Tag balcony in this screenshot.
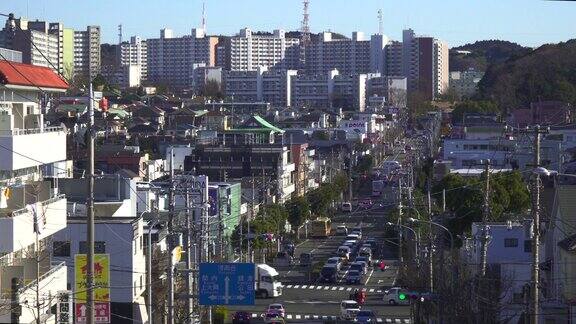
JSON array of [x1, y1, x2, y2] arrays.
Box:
[[0, 195, 67, 253], [0, 126, 66, 171], [0, 261, 67, 323]]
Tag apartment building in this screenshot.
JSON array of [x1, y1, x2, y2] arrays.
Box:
[[120, 36, 148, 81], [147, 28, 219, 89], [449, 69, 484, 99], [384, 29, 449, 100], [229, 28, 300, 71], [291, 69, 367, 110], [305, 32, 376, 75], [74, 25, 101, 79], [222, 66, 297, 107], [0, 61, 69, 323]]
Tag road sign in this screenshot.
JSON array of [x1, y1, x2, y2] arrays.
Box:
[[199, 263, 255, 306], [75, 254, 110, 323]]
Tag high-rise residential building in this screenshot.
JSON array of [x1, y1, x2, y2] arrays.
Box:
[[228, 28, 300, 71], [384, 29, 449, 100], [0, 18, 61, 73], [291, 69, 367, 110], [305, 32, 376, 75], [223, 67, 297, 107], [147, 28, 219, 89], [73, 25, 101, 79], [120, 36, 148, 81], [449, 69, 485, 99]]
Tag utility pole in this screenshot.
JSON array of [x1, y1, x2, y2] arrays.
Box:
[[167, 147, 175, 324], [531, 125, 547, 324], [479, 159, 491, 277], [86, 81, 95, 324], [397, 179, 403, 265], [185, 189, 193, 324]]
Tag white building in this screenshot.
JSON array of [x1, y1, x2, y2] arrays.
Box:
[[229, 28, 300, 71], [223, 67, 297, 107], [0, 61, 69, 323], [147, 28, 219, 89], [449, 69, 485, 99], [120, 36, 148, 82], [306, 32, 372, 75], [74, 26, 101, 78]]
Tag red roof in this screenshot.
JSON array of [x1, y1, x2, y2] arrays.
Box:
[[0, 60, 68, 90]]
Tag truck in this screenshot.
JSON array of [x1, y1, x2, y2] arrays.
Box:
[[255, 264, 283, 298]]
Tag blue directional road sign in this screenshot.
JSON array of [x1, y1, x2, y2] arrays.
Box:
[[199, 263, 255, 306]]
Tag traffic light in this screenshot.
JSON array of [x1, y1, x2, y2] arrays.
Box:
[[398, 292, 407, 301]]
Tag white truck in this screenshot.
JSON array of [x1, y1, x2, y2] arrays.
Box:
[[255, 264, 283, 298]]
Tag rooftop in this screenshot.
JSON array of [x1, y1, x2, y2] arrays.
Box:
[[0, 61, 68, 91]]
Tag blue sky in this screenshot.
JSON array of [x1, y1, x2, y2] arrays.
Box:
[[2, 0, 576, 47]]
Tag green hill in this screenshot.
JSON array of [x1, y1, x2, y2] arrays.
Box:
[[478, 39, 576, 111], [450, 40, 531, 71]]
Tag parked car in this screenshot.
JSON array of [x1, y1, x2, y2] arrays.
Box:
[[341, 202, 353, 212], [356, 310, 377, 323], [346, 270, 363, 284], [335, 225, 348, 236], [383, 287, 410, 305], [355, 255, 372, 267], [340, 300, 361, 320], [320, 265, 338, 283], [358, 199, 373, 209], [299, 252, 313, 267], [232, 311, 252, 324], [350, 261, 367, 275], [337, 246, 351, 261], [273, 251, 293, 267], [266, 303, 286, 317], [326, 257, 342, 271]]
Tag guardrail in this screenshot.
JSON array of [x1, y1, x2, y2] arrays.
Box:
[[3, 194, 65, 218]]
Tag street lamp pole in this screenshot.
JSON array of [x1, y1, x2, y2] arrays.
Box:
[[408, 218, 454, 251], [387, 222, 419, 261]]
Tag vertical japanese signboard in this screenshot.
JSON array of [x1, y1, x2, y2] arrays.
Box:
[[75, 254, 110, 323]]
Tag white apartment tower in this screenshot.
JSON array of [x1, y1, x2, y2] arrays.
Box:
[[120, 36, 148, 81], [74, 25, 101, 78], [229, 28, 300, 71]]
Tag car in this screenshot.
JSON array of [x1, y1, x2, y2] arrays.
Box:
[[262, 312, 285, 324], [341, 202, 353, 212], [346, 270, 363, 284], [273, 251, 293, 267], [299, 252, 313, 267], [383, 287, 410, 306], [355, 256, 372, 267], [343, 240, 358, 252], [358, 199, 373, 209], [335, 225, 348, 236], [282, 242, 295, 256], [232, 311, 252, 324], [354, 260, 368, 274], [337, 246, 351, 261], [340, 300, 361, 320], [359, 247, 372, 259], [349, 261, 367, 275], [346, 233, 360, 241], [266, 303, 286, 317], [326, 257, 342, 271], [320, 264, 338, 283], [355, 310, 377, 323]]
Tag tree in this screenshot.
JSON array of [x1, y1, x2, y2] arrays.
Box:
[[202, 80, 223, 99], [286, 196, 311, 228], [354, 154, 374, 174], [451, 100, 500, 124]]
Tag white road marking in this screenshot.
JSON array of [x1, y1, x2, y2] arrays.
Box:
[[316, 286, 323, 290], [395, 319, 402, 323], [295, 315, 301, 319], [294, 285, 300, 289], [386, 319, 392, 323], [308, 285, 315, 289], [286, 285, 293, 288], [369, 288, 375, 293], [339, 287, 344, 291], [324, 286, 330, 290], [302, 285, 308, 289], [346, 288, 352, 291], [377, 319, 383, 323], [331, 286, 337, 290], [364, 268, 375, 285]]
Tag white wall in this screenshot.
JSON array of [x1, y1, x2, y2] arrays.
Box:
[[0, 129, 66, 171]]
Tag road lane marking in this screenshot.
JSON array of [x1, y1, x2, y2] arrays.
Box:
[[377, 319, 383, 323], [339, 287, 344, 291], [316, 286, 323, 290], [395, 319, 401, 323], [302, 285, 308, 289], [286, 284, 293, 288], [324, 286, 330, 290], [294, 285, 300, 288], [386, 319, 392, 323], [295, 315, 301, 319], [364, 268, 375, 285], [369, 288, 375, 292], [286, 315, 292, 319], [346, 288, 352, 291], [331, 286, 337, 290], [308, 285, 315, 289]]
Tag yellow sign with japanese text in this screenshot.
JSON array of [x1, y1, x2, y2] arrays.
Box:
[[75, 254, 110, 303]]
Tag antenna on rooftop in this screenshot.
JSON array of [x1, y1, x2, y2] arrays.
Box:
[[378, 9, 383, 35], [118, 24, 122, 44], [202, 1, 206, 32]]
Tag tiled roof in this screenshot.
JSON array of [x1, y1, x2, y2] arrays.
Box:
[[0, 60, 68, 90]]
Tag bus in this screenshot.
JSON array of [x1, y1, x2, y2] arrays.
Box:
[[310, 217, 332, 237]]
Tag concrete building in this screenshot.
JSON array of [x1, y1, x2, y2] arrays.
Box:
[[384, 29, 449, 100], [291, 69, 367, 110], [229, 28, 300, 71], [223, 67, 297, 107], [147, 28, 219, 89], [0, 47, 22, 62], [305, 32, 372, 75], [449, 69, 484, 99], [74, 25, 101, 78], [0, 61, 69, 323], [191, 64, 222, 95], [120, 36, 148, 82]]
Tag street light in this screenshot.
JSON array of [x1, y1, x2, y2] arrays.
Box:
[[386, 222, 419, 259], [407, 217, 454, 251]]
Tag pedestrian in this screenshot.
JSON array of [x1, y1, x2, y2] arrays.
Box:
[[379, 260, 386, 271]]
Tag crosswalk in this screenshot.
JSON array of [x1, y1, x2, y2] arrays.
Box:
[[251, 313, 411, 323], [284, 284, 383, 294]]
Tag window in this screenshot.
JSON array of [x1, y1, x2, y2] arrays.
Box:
[[79, 241, 106, 254], [53, 241, 71, 257], [504, 238, 518, 248], [524, 240, 532, 252]]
